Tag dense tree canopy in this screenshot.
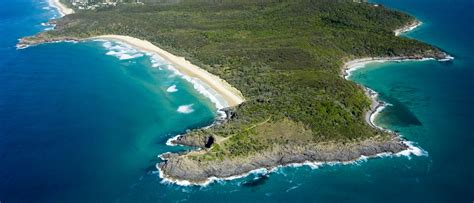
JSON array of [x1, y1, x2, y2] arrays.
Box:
[[48, 0, 440, 160]]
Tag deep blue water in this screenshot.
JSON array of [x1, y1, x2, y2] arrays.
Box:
[[0, 0, 473, 202]]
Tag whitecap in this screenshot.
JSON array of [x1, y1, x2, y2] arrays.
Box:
[[102, 41, 144, 60], [146, 54, 229, 118], [158, 166, 269, 187], [102, 41, 113, 49], [119, 53, 143, 60], [438, 55, 454, 62], [286, 161, 323, 169], [165, 135, 181, 146], [395, 141, 428, 158], [165, 64, 228, 118], [105, 50, 119, 56], [152, 63, 167, 69], [156, 139, 428, 187], [167, 85, 178, 93], [177, 104, 194, 114], [100, 40, 230, 119], [286, 184, 302, 192]]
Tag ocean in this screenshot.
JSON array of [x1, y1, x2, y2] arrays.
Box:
[[0, 0, 472, 202]]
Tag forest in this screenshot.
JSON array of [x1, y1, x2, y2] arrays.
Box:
[[46, 0, 441, 160]]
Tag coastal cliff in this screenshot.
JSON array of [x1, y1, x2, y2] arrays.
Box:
[[159, 136, 409, 183]]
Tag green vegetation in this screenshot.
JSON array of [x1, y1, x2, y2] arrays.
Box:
[[45, 0, 440, 161]]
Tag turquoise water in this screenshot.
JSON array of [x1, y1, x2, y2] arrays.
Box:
[[0, 0, 473, 202]]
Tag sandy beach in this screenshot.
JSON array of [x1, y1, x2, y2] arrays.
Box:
[[92, 35, 245, 107], [49, 0, 74, 16], [340, 17, 456, 142], [342, 58, 384, 128], [342, 57, 432, 128]]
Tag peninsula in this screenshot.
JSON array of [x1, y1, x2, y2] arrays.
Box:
[[20, 0, 451, 185]]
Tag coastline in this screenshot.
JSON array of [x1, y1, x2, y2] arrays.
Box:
[[17, 7, 451, 186], [159, 141, 426, 187], [42, 0, 246, 110], [17, 35, 246, 109], [394, 20, 422, 36], [155, 19, 451, 186], [342, 17, 453, 129], [341, 55, 452, 130], [92, 35, 245, 108], [157, 138, 425, 186], [43, 0, 243, 109], [343, 57, 431, 130], [48, 0, 74, 17]]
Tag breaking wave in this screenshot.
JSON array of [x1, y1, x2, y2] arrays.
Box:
[[167, 85, 178, 93], [102, 41, 144, 60], [97, 39, 229, 119], [146, 52, 228, 118], [177, 104, 194, 114], [156, 142, 427, 187]]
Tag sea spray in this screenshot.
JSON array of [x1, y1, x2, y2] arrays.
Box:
[[165, 135, 182, 146]]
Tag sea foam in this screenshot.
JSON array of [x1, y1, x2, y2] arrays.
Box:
[[177, 104, 194, 114], [98, 39, 229, 119], [165, 134, 182, 146], [155, 141, 427, 187], [156, 50, 436, 188], [167, 85, 178, 93], [344, 59, 429, 159], [146, 54, 228, 118], [103, 41, 144, 60]]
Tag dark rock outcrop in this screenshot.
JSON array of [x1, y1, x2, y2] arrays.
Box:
[[171, 134, 212, 148], [17, 35, 81, 49], [158, 137, 408, 183]]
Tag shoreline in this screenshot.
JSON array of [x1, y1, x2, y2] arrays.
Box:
[[341, 55, 453, 130], [343, 57, 432, 129], [48, 0, 74, 17], [157, 139, 426, 186], [155, 18, 451, 186], [17, 35, 245, 110], [157, 53, 453, 186], [17, 12, 450, 186], [91, 35, 245, 108], [394, 20, 422, 36]]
